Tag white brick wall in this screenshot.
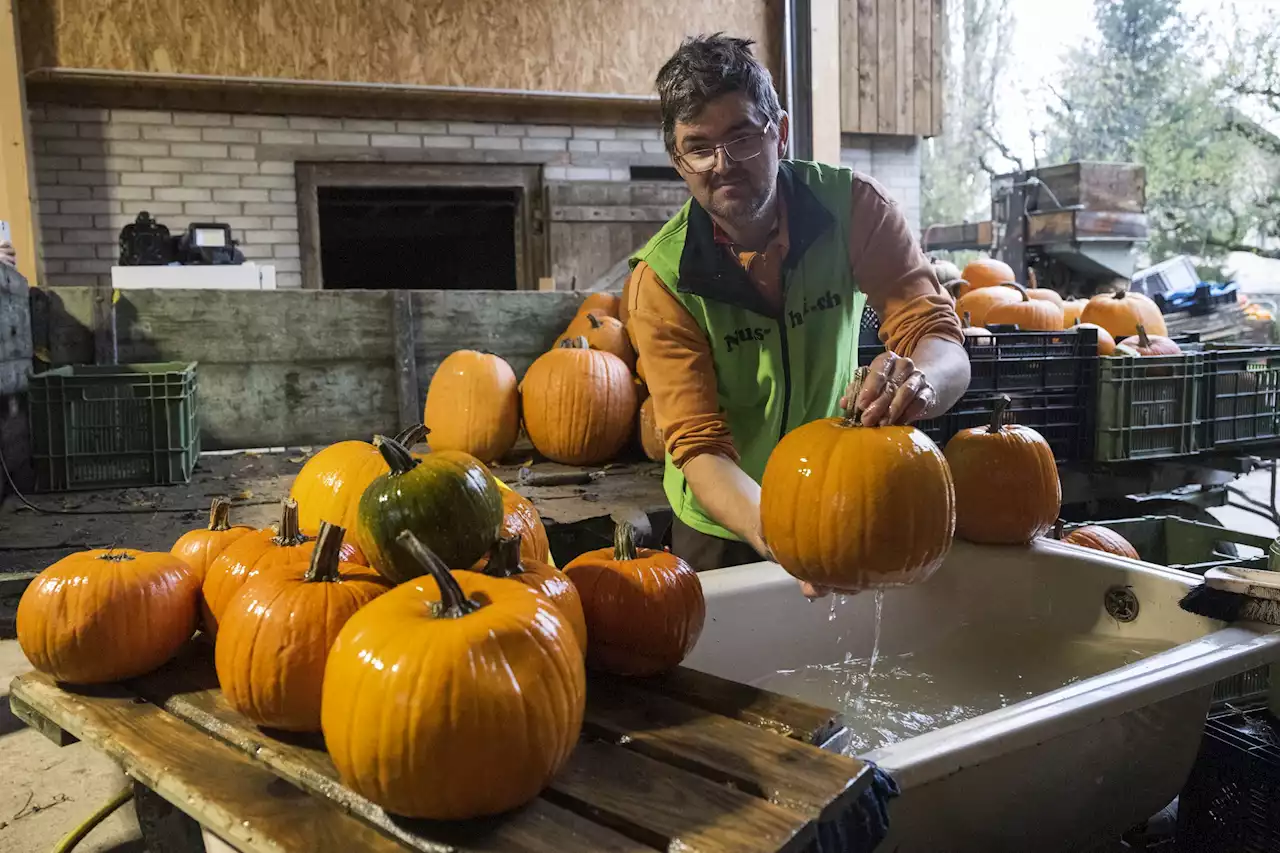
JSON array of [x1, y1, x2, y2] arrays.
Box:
[[840, 134, 922, 232], [28, 105, 669, 288]]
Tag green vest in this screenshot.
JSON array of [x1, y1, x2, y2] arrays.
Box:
[[631, 160, 866, 540]]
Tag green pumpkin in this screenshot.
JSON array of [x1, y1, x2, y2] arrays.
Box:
[[355, 436, 503, 583]]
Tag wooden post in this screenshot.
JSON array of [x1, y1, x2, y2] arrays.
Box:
[[808, 0, 842, 164], [0, 0, 36, 285], [390, 291, 420, 431], [91, 286, 117, 365]]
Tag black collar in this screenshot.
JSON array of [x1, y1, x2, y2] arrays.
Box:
[[675, 161, 835, 318]]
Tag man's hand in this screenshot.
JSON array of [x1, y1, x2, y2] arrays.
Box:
[[840, 350, 936, 426], [0, 241, 15, 268]]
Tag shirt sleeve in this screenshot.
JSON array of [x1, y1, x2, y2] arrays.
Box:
[[848, 174, 964, 356], [624, 261, 739, 468]]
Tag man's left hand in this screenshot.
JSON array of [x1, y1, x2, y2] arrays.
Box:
[[0, 241, 16, 268], [839, 350, 936, 426]]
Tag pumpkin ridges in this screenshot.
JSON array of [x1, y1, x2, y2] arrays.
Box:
[[521, 340, 637, 465], [984, 283, 1066, 331], [171, 498, 254, 583], [1080, 286, 1168, 338], [424, 351, 520, 464], [955, 285, 1020, 327], [1061, 525, 1141, 559], [1120, 323, 1181, 357]]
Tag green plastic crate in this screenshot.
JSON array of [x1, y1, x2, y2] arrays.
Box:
[[1094, 351, 1205, 461], [1063, 515, 1274, 574], [28, 362, 200, 492]]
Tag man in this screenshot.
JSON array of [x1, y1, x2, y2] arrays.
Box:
[[626, 34, 971, 594], [0, 241, 14, 268]]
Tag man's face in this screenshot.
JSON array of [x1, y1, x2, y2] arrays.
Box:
[[671, 92, 788, 226]]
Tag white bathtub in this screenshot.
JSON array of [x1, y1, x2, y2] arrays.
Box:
[[685, 539, 1280, 852]]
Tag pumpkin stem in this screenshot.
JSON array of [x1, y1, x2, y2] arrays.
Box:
[[394, 423, 429, 449], [988, 395, 1011, 434], [483, 535, 524, 579], [558, 336, 590, 349], [272, 498, 311, 547], [97, 549, 135, 562], [1136, 323, 1151, 348], [373, 435, 420, 475], [942, 278, 968, 298], [587, 313, 602, 329], [613, 521, 639, 561], [961, 311, 972, 329], [999, 281, 1029, 302], [842, 366, 871, 426], [1113, 283, 1128, 299], [396, 531, 481, 617], [1053, 518, 1064, 540], [305, 522, 346, 583], [207, 497, 232, 532]]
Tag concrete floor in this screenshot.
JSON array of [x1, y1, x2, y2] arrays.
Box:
[[0, 466, 1274, 853]]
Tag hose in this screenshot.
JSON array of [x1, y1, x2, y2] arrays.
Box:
[[50, 786, 134, 853]]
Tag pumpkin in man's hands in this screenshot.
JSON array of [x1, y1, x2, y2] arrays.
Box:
[[322, 532, 585, 820], [18, 548, 198, 684], [171, 497, 253, 583]]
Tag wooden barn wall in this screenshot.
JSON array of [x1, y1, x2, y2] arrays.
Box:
[[839, 0, 944, 137], [547, 181, 689, 290], [19, 0, 777, 97], [37, 288, 584, 449]]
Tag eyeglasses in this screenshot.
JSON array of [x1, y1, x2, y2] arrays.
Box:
[[675, 122, 774, 174]]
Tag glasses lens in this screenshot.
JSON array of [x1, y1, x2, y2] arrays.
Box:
[[724, 134, 766, 162], [682, 149, 717, 173]]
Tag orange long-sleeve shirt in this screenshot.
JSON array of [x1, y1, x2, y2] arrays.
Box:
[[626, 171, 961, 468]]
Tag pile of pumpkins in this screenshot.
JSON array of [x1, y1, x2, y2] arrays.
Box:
[[422, 292, 665, 469], [935, 257, 1182, 359], [15, 425, 704, 821]]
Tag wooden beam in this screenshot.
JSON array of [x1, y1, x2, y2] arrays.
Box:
[[809, 0, 842, 164], [90, 285, 117, 365], [912, 0, 932, 134], [839, 0, 859, 133], [391, 291, 420, 431], [931, 0, 945, 136], [857, 0, 879, 133], [0, 0, 35, 284], [876, 0, 896, 134], [897, 0, 913, 135]]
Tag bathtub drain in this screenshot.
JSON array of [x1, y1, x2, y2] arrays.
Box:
[[1104, 586, 1140, 622]]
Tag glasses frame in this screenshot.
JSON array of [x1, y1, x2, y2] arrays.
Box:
[[675, 121, 776, 174]]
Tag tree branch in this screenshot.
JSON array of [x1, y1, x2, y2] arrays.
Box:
[[980, 127, 1025, 170]]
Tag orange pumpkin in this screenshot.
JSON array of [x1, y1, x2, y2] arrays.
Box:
[[955, 285, 1019, 327], [638, 397, 664, 462], [958, 258, 1017, 295], [1025, 287, 1065, 307], [17, 548, 198, 684], [1073, 320, 1117, 356], [289, 424, 427, 539], [322, 532, 585, 820], [215, 523, 391, 732], [1061, 525, 1140, 560], [1080, 286, 1168, 338], [170, 498, 254, 583], [564, 522, 705, 676], [1062, 299, 1088, 328], [984, 284, 1065, 331], [760, 368, 955, 591], [1120, 323, 1181, 356], [483, 535, 587, 653], [944, 396, 1061, 545], [579, 292, 620, 319], [521, 338, 637, 465], [201, 499, 362, 639], [580, 313, 636, 372], [960, 311, 991, 340], [479, 479, 552, 567], [423, 350, 520, 464]]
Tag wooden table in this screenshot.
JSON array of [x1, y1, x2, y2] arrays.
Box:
[[10, 646, 869, 853]]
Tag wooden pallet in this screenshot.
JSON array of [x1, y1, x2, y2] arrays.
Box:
[[9, 645, 867, 853]]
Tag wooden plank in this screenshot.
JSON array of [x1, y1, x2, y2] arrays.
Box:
[[930, 0, 944, 136], [912, 0, 932, 135], [857, 0, 879, 133], [876, 0, 896, 134], [897, 0, 913, 135], [809, 0, 842, 164], [0, 0, 36, 287], [297, 163, 322, 290], [9, 690, 79, 746], [584, 676, 869, 822], [127, 651, 657, 853], [920, 220, 994, 251], [839, 0, 860, 133], [547, 740, 810, 853], [391, 291, 420, 431], [640, 667, 846, 747], [90, 285, 116, 365], [550, 206, 683, 223], [10, 672, 415, 853]]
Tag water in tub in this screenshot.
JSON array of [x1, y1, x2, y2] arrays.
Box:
[[756, 592, 1176, 754]]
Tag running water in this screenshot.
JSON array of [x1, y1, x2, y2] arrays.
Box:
[[854, 590, 886, 711], [827, 593, 847, 622]]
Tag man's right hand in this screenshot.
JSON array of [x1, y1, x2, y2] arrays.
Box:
[[0, 241, 16, 268]]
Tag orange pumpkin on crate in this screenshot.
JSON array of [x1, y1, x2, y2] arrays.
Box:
[[1080, 287, 1167, 338], [521, 338, 637, 465], [760, 368, 955, 591], [1059, 525, 1140, 560], [1120, 324, 1181, 356], [215, 522, 391, 732], [170, 497, 254, 583], [1062, 299, 1089, 328], [955, 285, 1019, 327], [564, 522, 705, 676], [945, 396, 1061, 545], [957, 258, 1017, 296], [984, 284, 1065, 331], [483, 535, 587, 653], [322, 532, 585, 820], [423, 350, 520, 464], [1072, 320, 1116, 356]]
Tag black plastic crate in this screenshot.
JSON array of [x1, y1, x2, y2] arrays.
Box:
[[916, 390, 1091, 461], [859, 326, 1099, 395], [1178, 709, 1280, 852], [1201, 344, 1280, 448]]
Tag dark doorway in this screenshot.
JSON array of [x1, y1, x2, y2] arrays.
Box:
[[317, 186, 518, 290]]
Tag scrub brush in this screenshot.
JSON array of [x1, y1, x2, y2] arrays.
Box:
[[1178, 566, 1280, 626]]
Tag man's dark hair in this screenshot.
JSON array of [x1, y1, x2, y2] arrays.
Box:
[[655, 33, 783, 155]]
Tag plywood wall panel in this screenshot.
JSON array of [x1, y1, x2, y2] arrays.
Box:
[[838, 0, 941, 137], [19, 0, 774, 98]]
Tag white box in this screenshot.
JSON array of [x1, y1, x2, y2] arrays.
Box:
[[111, 263, 277, 290]]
